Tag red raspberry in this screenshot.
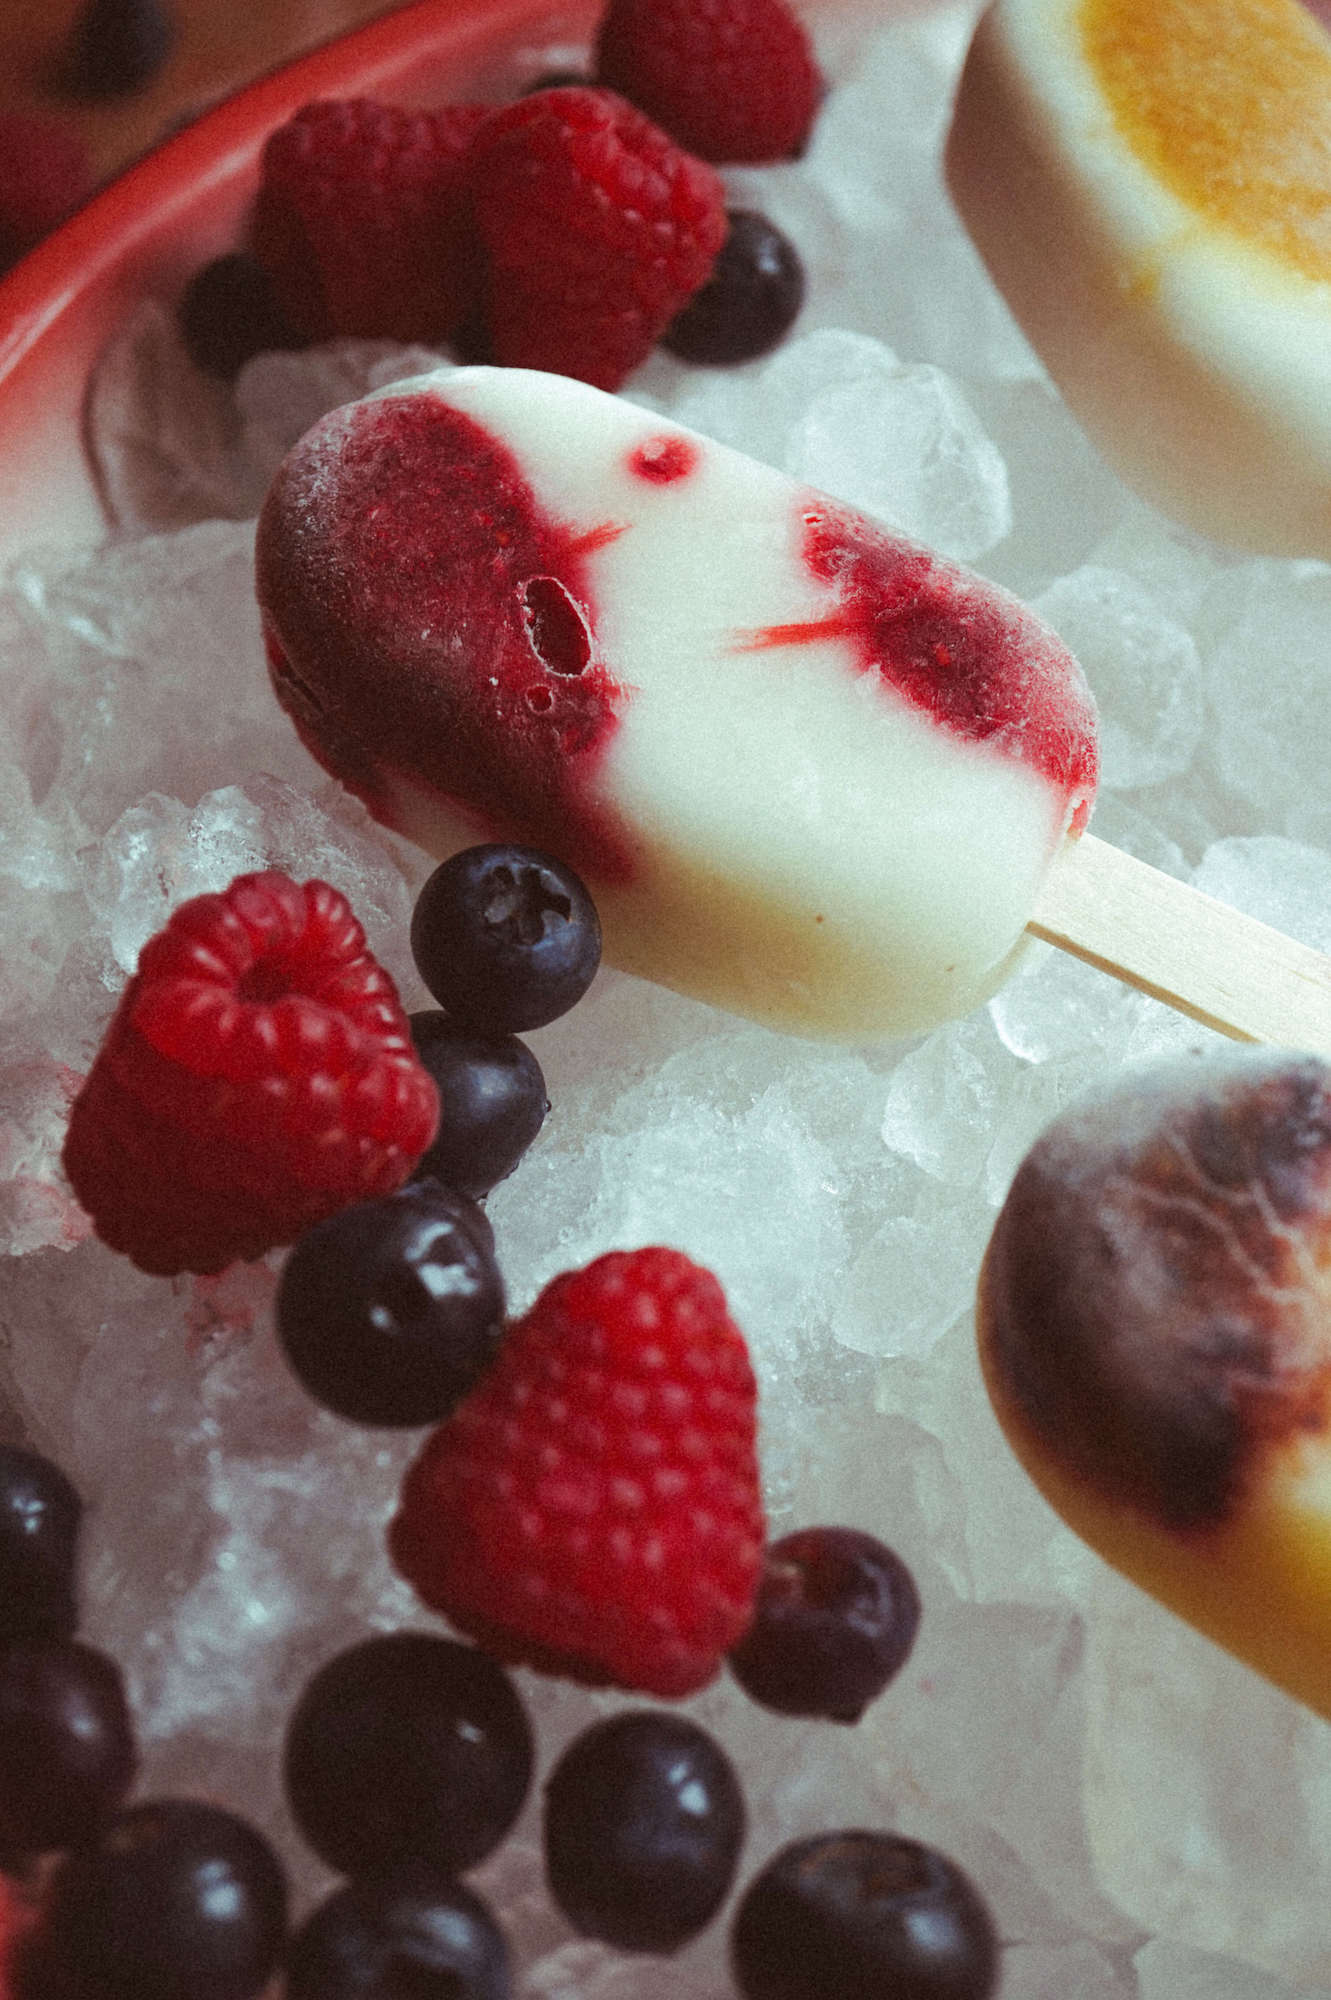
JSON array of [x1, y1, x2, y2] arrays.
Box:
[[61, 873, 438, 1277], [389, 1247, 765, 1697], [251, 98, 489, 343], [595, 0, 823, 163], [0, 1874, 35, 1998], [466, 86, 726, 390], [0, 113, 92, 273]]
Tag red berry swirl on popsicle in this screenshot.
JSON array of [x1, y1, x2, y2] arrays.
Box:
[[259, 395, 635, 880]]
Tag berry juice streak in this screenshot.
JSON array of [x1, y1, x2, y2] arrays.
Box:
[[745, 500, 1097, 809]]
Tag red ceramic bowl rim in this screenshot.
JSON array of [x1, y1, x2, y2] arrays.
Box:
[[0, 0, 848, 554], [0, 0, 595, 553], [1, 0, 590, 380]]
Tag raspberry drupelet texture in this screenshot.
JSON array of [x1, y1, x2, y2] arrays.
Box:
[[466, 86, 727, 389], [595, 0, 823, 163], [61, 871, 438, 1277], [390, 1247, 766, 1698], [252, 97, 490, 343]]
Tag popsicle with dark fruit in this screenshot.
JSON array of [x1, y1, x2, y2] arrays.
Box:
[[979, 1047, 1331, 1718]]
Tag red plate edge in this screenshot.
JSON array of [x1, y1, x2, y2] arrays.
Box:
[[0, 0, 598, 558]]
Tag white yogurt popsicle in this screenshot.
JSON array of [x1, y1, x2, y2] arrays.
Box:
[[947, 0, 1331, 558], [256, 365, 1098, 1041]]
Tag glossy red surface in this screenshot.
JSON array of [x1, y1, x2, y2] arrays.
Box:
[[0, 0, 886, 562]]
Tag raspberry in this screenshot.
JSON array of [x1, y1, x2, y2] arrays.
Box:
[[61, 872, 438, 1277], [389, 1247, 765, 1697], [0, 1875, 36, 1999], [0, 114, 92, 273], [595, 0, 822, 163], [466, 86, 726, 390], [252, 98, 490, 343]]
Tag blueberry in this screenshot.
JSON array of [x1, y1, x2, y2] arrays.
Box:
[[0, 1637, 136, 1860], [663, 211, 805, 366], [451, 1184, 497, 1256], [276, 1181, 505, 1427], [410, 1012, 550, 1197], [730, 1831, 1000, 2000], [178, 254, 305, 382], [0, 1445, 81, 1641], [285, 1866, 510, 2000], [410, 846, 601, 1033], [727, 1527, 921, 1722], [61, 0, 174, 97], [543, 1710, 745, 1954], [284, 1633, 533, 1879], [28, 1799, 287, 2000]]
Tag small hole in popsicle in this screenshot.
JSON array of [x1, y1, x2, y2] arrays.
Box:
[[522, 575, 591, 677]]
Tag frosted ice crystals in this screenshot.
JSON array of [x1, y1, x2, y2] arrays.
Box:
[[5, 4, 1331, 1996]]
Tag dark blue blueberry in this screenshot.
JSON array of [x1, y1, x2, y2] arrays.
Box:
[[178, 254, 305, 382], [410, 1012, 550, 1197], [663, 211, 805, 366], [284, 1634, 533, 1880], [62, 0, 175, 98], [727, 1527, 921, 1722], [285, 1867, 510, 2000], [28, 1799, 287, 2000], [0, 1444, 81, 1642], [410, 846, 600, 1034], [276, 1180, 505, 1427], [0, 1637, 137, 1860], [730, 1831, 1000, 2000], [543, 1710, 745, 1953]]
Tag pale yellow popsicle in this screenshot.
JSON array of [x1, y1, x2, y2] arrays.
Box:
[[979, 1049, 1331, 1718], [947, 0, 1331, 556]]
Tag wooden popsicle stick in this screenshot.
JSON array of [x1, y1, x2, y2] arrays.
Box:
[[1027, 833, 1331, 1060]]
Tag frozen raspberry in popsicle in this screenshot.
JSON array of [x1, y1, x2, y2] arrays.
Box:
[[947, 0, 1331, 558], [256, 366, 1097, 1041], [978, 1049, 1331, 1720]]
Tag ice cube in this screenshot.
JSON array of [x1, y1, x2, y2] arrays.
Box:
[[1034, 566, 1203, 791], [787, 362, 1011, 560], [236, 340, 451, 494], [1000, 1941, 1140, 2000], [1206, 561, 1331, 830], [0, 1056, 89, 1257], [668, 326, 901, 467], [82, 775, 419, 986], [966, 376, 1130, 598], [1135, 1937, 1316, 2000], [5, 6, 1331, 1994], [85, 299, 260, 536], [1191, 834, 1331, 952], [1085, 1564, 1331, 1986]]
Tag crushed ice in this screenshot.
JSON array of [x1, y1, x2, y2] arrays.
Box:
[[4, 4, 1331, 1995]]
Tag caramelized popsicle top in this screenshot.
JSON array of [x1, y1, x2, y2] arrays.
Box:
[[981, 1050, 1331, 1535], [1080, 0, 1331, 279]]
